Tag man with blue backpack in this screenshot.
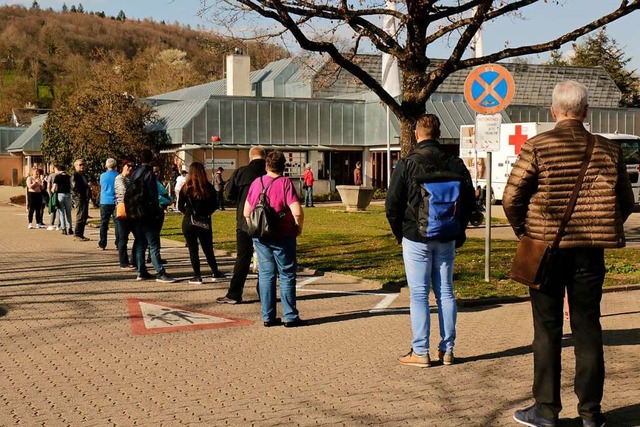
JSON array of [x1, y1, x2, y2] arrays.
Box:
[[386, 114, 475, 368]]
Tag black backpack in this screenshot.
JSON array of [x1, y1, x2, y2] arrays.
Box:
[[125, 170, 158, 222], [247, 176, 280, 238]]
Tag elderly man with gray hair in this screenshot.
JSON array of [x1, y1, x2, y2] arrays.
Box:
[[98, 158, 120, 250], [504, 80, 634, 427]]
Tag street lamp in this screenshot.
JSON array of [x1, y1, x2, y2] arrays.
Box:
[[210, 135, 221, 179]]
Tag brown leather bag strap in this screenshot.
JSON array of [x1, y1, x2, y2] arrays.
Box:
[[552, 133, 595, 248]]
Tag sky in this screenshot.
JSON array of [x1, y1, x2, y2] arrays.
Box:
[[3, 0, 640, 72]]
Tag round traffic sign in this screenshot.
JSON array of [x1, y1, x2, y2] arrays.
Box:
[[464, 64, 515, 115]]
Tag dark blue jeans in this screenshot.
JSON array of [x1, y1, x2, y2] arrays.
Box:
[[134, 222, 164, 277], [99, 204, 117, 249], [115, 217, 136, 268]]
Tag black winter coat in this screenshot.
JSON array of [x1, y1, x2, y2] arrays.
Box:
[[385, 140, 475, 245]]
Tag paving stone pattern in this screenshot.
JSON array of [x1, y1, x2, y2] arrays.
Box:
[[1, 204, 639, 426]]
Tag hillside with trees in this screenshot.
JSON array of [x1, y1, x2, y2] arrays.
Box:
[[0, 3, 288, 125]]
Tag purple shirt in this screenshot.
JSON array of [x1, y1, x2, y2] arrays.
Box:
[[246, 175, 299, 237]]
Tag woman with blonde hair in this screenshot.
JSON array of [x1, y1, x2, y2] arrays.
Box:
[[178, 162, 225, 284], [26, 167, 44, 229]]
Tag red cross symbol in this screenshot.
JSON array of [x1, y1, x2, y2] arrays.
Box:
[[508, 125, 528, 154]]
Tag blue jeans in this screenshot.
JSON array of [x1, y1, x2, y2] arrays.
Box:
[[134, 222, 164, 277], [402, 238, 457, 355], [304, 186, 313, 207], [253, 236, 299, 322], [57, 193, 72, 231]]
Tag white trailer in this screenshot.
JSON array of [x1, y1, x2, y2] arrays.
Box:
[[460, 124, 640, 205], [461, 122, 554, 204]]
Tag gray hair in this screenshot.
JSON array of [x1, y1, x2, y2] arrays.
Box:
[[105, 158, 117, 169], [552, 80, 589, 118]]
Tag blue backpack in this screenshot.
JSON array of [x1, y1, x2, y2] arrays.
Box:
[[409, 151, 465, 241]]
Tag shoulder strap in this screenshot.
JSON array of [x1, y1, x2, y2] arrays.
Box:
[[553, 133, 595, 248]]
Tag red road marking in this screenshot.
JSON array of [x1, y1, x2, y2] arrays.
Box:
[[127, 298, 253, 335]]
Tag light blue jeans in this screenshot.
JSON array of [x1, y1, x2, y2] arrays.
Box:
[[402, 238, 457, 355], [253, 236, 299, 322], [57, 193, 72, 231]]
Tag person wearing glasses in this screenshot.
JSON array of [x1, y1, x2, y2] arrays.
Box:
[[71, 159, 91, 241], [115, 159, 137, 269]]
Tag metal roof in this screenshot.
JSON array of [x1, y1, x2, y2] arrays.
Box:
[[6, 114, 46, 153], [312, 55, 622, 108], [0, 127, 26, 154], [148, 58, 296, 102], [147, 99, 208, 133]]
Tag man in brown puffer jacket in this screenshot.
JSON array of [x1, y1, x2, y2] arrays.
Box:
[[504, 80, 634, 427]]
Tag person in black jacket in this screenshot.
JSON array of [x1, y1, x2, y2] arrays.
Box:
[[178, 162, 224, 285], [385, 114, 474, 368], [71, 159, 92, 241], [129, 149, 175, 283], [216, 146, 267, 304]]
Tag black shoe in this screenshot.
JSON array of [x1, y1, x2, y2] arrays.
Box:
[[188, 276, 203, 285], [513, 405, 557, 427], [62, 229, 67, 235], [136, 273, 154, 281], [211, 271, 227, 281], [68, 228, 73, 235], [263, 318, 282, 327], [582, 414, 606, 427], [156, 274, 177, 283], [284, 318, 308, 328]]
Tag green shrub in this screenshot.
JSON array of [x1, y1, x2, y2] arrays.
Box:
[[373, 188, 387, 199]]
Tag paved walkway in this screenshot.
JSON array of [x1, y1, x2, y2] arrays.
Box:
[[1, 202, 639, 426]]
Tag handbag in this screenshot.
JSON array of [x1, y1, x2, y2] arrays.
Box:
[[188, 197, 211, 231], [116, 202, 127, 220], [510, 134, 595, 289]]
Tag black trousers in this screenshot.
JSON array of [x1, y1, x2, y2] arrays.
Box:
[[182, 217, 218, 277], [74, 197, 89, 237], [27, 192, 43, 225], [226, 229, 254, 301], [530, 247, 605, 419]]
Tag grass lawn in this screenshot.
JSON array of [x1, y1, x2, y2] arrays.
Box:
[[161, 205, 640, 300]]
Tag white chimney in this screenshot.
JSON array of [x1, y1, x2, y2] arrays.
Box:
[[226, 52, 251, 96]]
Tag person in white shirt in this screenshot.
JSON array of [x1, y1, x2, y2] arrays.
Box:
[[174, 170, 187, 211]]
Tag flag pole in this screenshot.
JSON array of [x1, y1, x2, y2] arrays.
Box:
[[386, 105, 391, 189]]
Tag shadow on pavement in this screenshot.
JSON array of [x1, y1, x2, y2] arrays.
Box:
[[459, 328, 640, 363]]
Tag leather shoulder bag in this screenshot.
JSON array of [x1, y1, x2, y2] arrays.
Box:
[[510, 134, 595, 290]]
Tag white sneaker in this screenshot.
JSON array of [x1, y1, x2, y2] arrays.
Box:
[[28, 224, 33, 229], [37, 224, 45, 229], [46, 226, 55, 231]]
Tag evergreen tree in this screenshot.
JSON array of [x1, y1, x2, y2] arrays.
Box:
[[116, 10, 126, 21], [570, 29, 639, 106], [30, 1, 40, 10], [61, 3, 68, 12], [546, 50, 569, 67], [77, 4, 84, 13], [70, 5, 77, 13]]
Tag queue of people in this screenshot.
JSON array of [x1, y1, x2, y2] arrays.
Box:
[[20, 79, 634, 426]]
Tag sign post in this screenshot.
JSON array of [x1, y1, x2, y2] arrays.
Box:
[[464, 64, 515, 282]]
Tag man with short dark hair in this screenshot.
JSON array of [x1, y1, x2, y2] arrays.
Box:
[[217, 146, 267, 304], [385, 114, 475, 368], [71, 158, 91, 241], [98, 158, 119, 250], [504, 80, 634, 427], [128, 149, 175, 283]]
